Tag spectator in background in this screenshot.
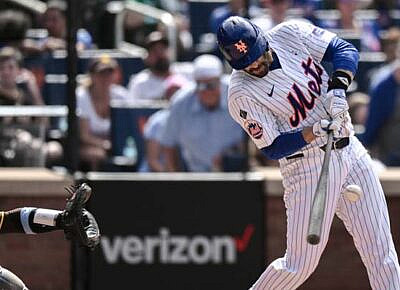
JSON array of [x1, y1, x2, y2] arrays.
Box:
[[0, 3, 93, 55], [0, 10, 39, 56], [209, 0, 247, 34], [360, 59, 400, 166], [77, 54, 128, 171], [368, 27, 400, 89], [292, 0, 323, 24], [128, 31, 183, 100], [0, 46, 62, 166], [124, 0, 163, 47], [40, 0, 93, 51], [160, 54, 245, 172], [0, 47, 42, 106], [347, 92, 370, 135], [368, 0, 397, 30], [348, 92, 386, 172], [382, 27, 400, 64], [252, 0, 295, 32], [318, 0, 381, 52], [0, 10, 31, 49], [139, 74, 190, 172]]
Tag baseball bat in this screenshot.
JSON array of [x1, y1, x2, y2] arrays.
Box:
[[307, 131, 334, 245]]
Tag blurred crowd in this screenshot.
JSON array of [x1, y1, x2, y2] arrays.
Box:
[[0, 0, 400, 172]]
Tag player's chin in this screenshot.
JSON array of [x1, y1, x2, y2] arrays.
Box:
[[248, 67, 269, 78]]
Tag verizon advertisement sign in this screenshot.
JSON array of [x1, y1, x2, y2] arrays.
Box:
[[101, 224, 255, 265], [86, 175, 265, 290]]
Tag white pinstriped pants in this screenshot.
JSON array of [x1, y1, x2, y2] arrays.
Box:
[[251, 137, 400, 290]]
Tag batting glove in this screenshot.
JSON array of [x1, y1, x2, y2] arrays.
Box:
[[313, 118, 352, 140], [336, 112, 354, 139], [313, 119, 338, 137], [323, 89, 349, 120]]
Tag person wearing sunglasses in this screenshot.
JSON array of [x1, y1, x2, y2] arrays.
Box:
[[160, 54, 246, 172]]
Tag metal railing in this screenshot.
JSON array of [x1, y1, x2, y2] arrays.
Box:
[[0, 105, 68, 167], [114, 1, 177, 61], [0, 105, 68, 117], [4, 0, 47, 14]]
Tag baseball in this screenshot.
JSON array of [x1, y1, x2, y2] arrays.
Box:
[[343, 184, 362, 202]]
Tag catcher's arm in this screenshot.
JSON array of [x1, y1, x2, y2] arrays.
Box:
[[0, 183, 100, 250]]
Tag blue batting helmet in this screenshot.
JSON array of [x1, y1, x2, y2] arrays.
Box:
[[217, 16, 269, 70]]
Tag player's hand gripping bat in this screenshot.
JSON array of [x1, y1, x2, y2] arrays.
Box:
[[307, 131, 334, 245]]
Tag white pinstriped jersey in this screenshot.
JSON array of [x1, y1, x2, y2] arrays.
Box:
[[228, 20, 351, 152], [227, 19, 400, 290]]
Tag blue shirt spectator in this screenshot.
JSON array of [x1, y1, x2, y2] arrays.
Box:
[[161, 54, 245, 172], [139, 75, 190, 172], [139, 109, 170, 172], [359, 64, 400, 165]]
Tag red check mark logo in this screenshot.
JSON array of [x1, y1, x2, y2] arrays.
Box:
[[235, 224, 255, 252]]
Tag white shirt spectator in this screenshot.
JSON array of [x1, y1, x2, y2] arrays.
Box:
[[127, 69, 166, 100], [127, 63, 193, 100], [77, 84, 128, 136]]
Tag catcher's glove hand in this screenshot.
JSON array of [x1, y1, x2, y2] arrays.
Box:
[[57, 183, 100, 250]]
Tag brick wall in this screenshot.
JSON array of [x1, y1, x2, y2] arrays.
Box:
[[266, 196, 400, 289], [0, 168, 398, 290], [0, 197, 70, 290]]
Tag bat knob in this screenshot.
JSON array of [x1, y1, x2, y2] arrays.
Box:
[[307, 234, 320, 245]]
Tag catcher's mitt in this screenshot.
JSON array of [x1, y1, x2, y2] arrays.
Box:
[[57, 183, 100, 250]]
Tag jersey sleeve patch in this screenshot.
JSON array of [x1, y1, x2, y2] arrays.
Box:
[[228, 94, 279, 149], [245, 119, 263, 139]]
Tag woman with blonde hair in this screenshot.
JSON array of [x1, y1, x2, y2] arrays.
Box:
[[77, 54, 128, 171]]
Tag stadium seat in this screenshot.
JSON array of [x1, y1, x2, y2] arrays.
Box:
[[110, 100, 168, 171]]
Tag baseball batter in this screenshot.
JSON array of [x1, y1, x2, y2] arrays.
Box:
[[217, 16, 400, 289]]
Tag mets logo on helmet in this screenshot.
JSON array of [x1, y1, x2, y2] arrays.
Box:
[[245, 120, 263, 139], [234, 40, 248, 54]]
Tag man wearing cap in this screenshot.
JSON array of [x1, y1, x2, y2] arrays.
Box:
[[127, 31, 182, 100], [160, 54, 245, 172]]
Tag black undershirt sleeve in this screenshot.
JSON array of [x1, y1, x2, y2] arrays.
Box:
[[0, 208, 58, 234]]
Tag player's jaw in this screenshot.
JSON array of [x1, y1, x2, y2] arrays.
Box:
[[244, 51, 273, 78]]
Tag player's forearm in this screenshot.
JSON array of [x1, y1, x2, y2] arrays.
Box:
[[164, 147, 180, 171], [302, 127, 317, 143], [0, 208, 61, 234], [260, 131, 308, 160], [259, 125, 322, 160]]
